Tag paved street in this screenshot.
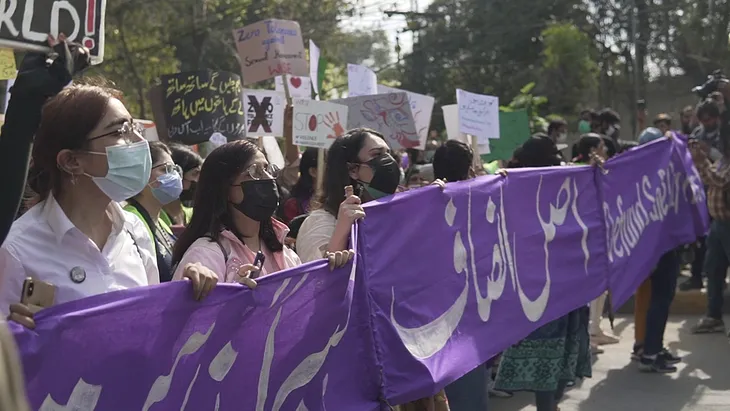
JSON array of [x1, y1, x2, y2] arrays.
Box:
[[492, 316, 730, 411]]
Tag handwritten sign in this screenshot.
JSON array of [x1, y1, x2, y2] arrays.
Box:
[[161, 71, 245, 145], [0, 49, 15, 80], [292, 99, 348, 149], [377, 85, 434, 149], [333, 92, 419, 150], [232, 19, 307, 85], [275, 75, 311, 99], [0, 0, 106, 63], [243, 89, 285, 137], [443, 104, 490, 155], [456, 89, 499, 144], [347, 64, 377, 97]]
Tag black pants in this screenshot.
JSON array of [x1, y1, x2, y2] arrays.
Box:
[[644, 250, 679, 355]]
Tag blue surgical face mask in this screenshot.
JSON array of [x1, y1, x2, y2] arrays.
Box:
[[83, 140, 152, 202], [151, 172, 183, 205]]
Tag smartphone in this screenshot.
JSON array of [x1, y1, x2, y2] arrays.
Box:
[[251, 251, 266, 279], [21, 278, 56, 314]]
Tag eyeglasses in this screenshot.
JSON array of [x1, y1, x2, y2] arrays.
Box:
[[244, 163, 280, 180], [153, 162, 183, 176], [88, 121, 145, 145]]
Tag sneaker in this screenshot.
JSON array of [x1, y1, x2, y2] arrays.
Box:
[[691, 317, 725, 334], [679, 278, 703, 291], [639, 355, 677, 373], [591, 343, 604, 355], [659, 349, 682, 365], [488, 388, 513, 398], [631, 344, 644, 361], [591, 332, 620, 345]]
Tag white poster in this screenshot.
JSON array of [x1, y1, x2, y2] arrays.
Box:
[[443, 104, 490, 155], [456, 89, 500, 144], [309, 40, 321, 94], [378, 85, 434, 149], [262, 136, 285, 170], [347, 64, 377, 97], [275, 75, 312, 99], [243, 89, 286, 137], [292, 99, 349, 149]]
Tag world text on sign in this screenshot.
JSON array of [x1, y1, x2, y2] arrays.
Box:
[[161, 71, 245, 145], [232, 19, 307, 85], [0, 0, 106, 63]]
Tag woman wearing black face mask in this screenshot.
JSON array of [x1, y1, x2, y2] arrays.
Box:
[[171, 140, 301, 284]]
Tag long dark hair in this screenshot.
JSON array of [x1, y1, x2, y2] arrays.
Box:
[[289, 147, 318, 201], [313, 128, 385, 217], [573, 133, 604, 163], [509, 135, 562, 168], [168, 143, 203, 174], [172, 140, 282, 265]]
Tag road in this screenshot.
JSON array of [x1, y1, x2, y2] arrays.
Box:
[[492, 315, 730, 411]]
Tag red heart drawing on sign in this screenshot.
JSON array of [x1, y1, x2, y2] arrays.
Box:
[[290, 77, 302, 88]]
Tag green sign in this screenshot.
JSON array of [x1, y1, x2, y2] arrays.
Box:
[[480, 110, 531, 162]]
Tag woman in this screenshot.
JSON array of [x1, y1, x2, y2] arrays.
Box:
[[282, 147, 318, 224], [124, 142, 183, 283], [297, 128, 447, 411], [572, 134, 618, 347], [172, 140, 306, 285], [493, 136, 592, 411], [0, 83, 218, 329], [162, 143, 203, 227]]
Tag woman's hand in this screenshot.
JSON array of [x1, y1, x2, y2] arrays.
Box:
[[182, 262, 219, 301], [7, 303, 35, 329], [236, 264, 259, 289], [431, 179, 446, 190], [337, 185, 366, 225], [325, 250, 355, 270]]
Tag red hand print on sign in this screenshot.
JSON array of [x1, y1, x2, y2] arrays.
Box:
[[324, 112, 345, 139]]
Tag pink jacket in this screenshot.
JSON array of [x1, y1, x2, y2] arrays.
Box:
[[173, 219, 301, 283]]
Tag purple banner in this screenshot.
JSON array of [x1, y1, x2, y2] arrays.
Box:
[[11, 137, 707, 410]]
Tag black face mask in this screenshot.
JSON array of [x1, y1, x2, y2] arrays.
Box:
[[360, 154, 401, 199], [233, 179, 280, 222], [180, 181, 197, 203]]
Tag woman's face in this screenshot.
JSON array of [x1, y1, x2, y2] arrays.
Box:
[[182, 167, 201, 190], [67, 98, 144, 177], [148, 152, 175, 187], [349, 134, 390, 183], [228, 150, 271, 205]]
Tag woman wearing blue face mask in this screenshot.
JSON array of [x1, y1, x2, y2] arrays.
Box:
[[1, 84, 218, 330], [124, 142, 183, 283]]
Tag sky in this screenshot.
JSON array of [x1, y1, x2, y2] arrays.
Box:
[[341, 0, 433, 63]]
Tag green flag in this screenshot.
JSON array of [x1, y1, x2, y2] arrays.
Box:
[[481, 110, 531, 163], [316, 56, 327, 97]]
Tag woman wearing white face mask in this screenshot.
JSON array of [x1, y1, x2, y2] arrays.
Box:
[[0, 84, 218, 330], [124, 142, 183, 283]]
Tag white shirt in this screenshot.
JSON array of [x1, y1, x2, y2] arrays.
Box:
[[0, 196, 159, 315], [297, 209, 338, 263]]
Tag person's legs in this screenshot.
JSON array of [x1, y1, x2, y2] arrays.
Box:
[[693, 220, 730, 333], [444, 364, 488, 411], [640, 250, 680, 373], [633, 278, 652, 358], [590, 292, 618, 344], [534, 391, 557, 411]]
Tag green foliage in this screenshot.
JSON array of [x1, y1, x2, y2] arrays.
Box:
[[500, 82, 552, 134]]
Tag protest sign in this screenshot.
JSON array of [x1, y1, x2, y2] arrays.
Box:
[[275, 75, 311, 99], [309, 40, 321, 94], [0, 49, 15, 80], [378, 85, 434, 149], [261, 135, 285, 170], [443, 104, 491, 155], [456, 89, 499, 144], [0, 0, 106, 63], [161, 71, 245, 145], [347, 64, 377, 97], [292, 99, 348, 149], [243, 89, 285, 137], [13, 137, 707, 410], [333, 92, 419, 150], [480, 110, 531, 162], [232, 19, 307, 85]]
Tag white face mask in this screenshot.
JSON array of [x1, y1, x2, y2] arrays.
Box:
[[557, 132, 567, 143], [83, 140, 152, 202]]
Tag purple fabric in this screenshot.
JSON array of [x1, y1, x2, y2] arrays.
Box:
[[11, 137, 707, 410]]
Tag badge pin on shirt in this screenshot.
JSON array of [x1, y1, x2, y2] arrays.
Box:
[[70, 267, 86, 284]]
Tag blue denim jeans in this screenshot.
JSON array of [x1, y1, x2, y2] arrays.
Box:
[[644, 250, 679, 356], [704, 220, 730, 320], [444, 364, 488, 411]]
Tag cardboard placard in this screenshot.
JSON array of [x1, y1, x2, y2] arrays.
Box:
[[333, 92, 419, 150], [443, 104, 490, 155], [0, 49, 16, 80], [242, 89, 286, 137], [347, 64, 377, 97], [232, 19, 307, 85], [161, 71, 245, 145], [377, 85, 434, 149], [275, 75, 311, 99], [292, 99, 348, 149], [456, 89, 500, 144], [0, 0, 106, 63]]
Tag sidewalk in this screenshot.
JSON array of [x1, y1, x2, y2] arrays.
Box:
[[491, 315, 730, 411]]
